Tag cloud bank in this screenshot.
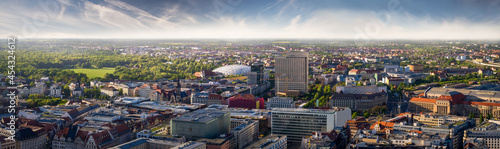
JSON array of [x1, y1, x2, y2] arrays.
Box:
[[0, 0, 499, 40]]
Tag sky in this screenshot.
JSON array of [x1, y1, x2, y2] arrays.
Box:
[[0, 0, 499, 40]]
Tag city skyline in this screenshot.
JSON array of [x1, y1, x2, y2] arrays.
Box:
[[0, 0, 499, 40]]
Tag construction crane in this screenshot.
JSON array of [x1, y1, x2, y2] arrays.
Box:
[[250, 69, 293, 96], [252, 72, 292, 97], [267, 76, 290, 96]]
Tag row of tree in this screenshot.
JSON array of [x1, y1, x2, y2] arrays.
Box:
[[26, 94, 67, 108], [469, 112, 495, 124], [303, 84, 332, 108], [0, 48, 223, 83]]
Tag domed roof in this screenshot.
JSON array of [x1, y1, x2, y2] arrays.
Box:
[[213, 65, 251, 76]]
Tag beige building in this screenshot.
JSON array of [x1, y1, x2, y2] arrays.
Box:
[[275, 51, 309, 94], [109, 84, 131, 96], [407, 64, 424, 72], [409, 97, 452, 114], [413, 114, 468, 126], [0, 137, 15, 149], [101, 87, 119, 97], [191, 92, 226, 106], [330, 92, 387, 110], [331, 85, 387, 110], [410, 87, 500, 118]]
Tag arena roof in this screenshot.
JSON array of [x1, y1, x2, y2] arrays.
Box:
[[213, 65, 251, 76]]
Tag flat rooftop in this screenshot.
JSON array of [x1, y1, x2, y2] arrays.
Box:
[[245, 134, 285, 149], [110, 138, 147, 149], [231, 124, 248, 131], [172, 109, 229, 123], [272, 108, 346, 114]]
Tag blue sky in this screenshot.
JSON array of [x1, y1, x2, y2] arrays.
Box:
[[1, 0, 499, 39]]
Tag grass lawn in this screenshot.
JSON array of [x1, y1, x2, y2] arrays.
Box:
[[226, 76, 247, 80], [69, 67, 115, 78]]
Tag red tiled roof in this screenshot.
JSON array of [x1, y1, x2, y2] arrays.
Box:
[[437, 93, 466, 104], [140, 84, 150, 88], [410, 130, 422, 134], [56, 128, 69, 137], [208, 93, 223, 99], [76, 130, 89, 140], [67, 109, 79, 118], [91, 130, 113, 147], [469, 101, 500, 107], [101, 123, 113, 128], [60, 117, 71, 123], [369, 121, 395, 130], [114, 124, 130, 135], [410, 97, 437, 103], [349, 69, 360, 74], [231, 94, 255, 100]]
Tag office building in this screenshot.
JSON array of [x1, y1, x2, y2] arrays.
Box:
[[191, 92, 226, 106], [266, 97, 295, 109], [244, 134, 287, 149], [110, 139, 205, 149], [171, 109, 231, 140], [331, 85, 387, 110], [230, 120, 259, 149], [275, 51, 309, 94], [465, 121, 500, 149], [408, 64, 424, 72], [335, 85, 387, 94], [228, 94, 265, 109], [247, 63, 266, 85], [271, 107, 351, 142], [197, 134, 234, 149]]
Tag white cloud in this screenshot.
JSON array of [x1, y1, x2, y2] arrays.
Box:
[[285, 15, 301, 31], [0, 0, 499, 40]]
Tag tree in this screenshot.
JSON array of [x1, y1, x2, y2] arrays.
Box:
[[363, 112, 371, 118], [63, 85, 71, 97], [29, 82, 35, 87], [469, 112, 475, 119], [313, 92, 320, 100], [104, 73, 115, 80], [324, 85, 331, 95], [45, 82, 51, 87], [352, 112, 358, 119], [93, 87, 101, 98], [317, 85, 324, 93], [380, 106, 387, 114], [118, 88, 124, 96], [479, 114, 484, 124], [487, 113, 493, 119]]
